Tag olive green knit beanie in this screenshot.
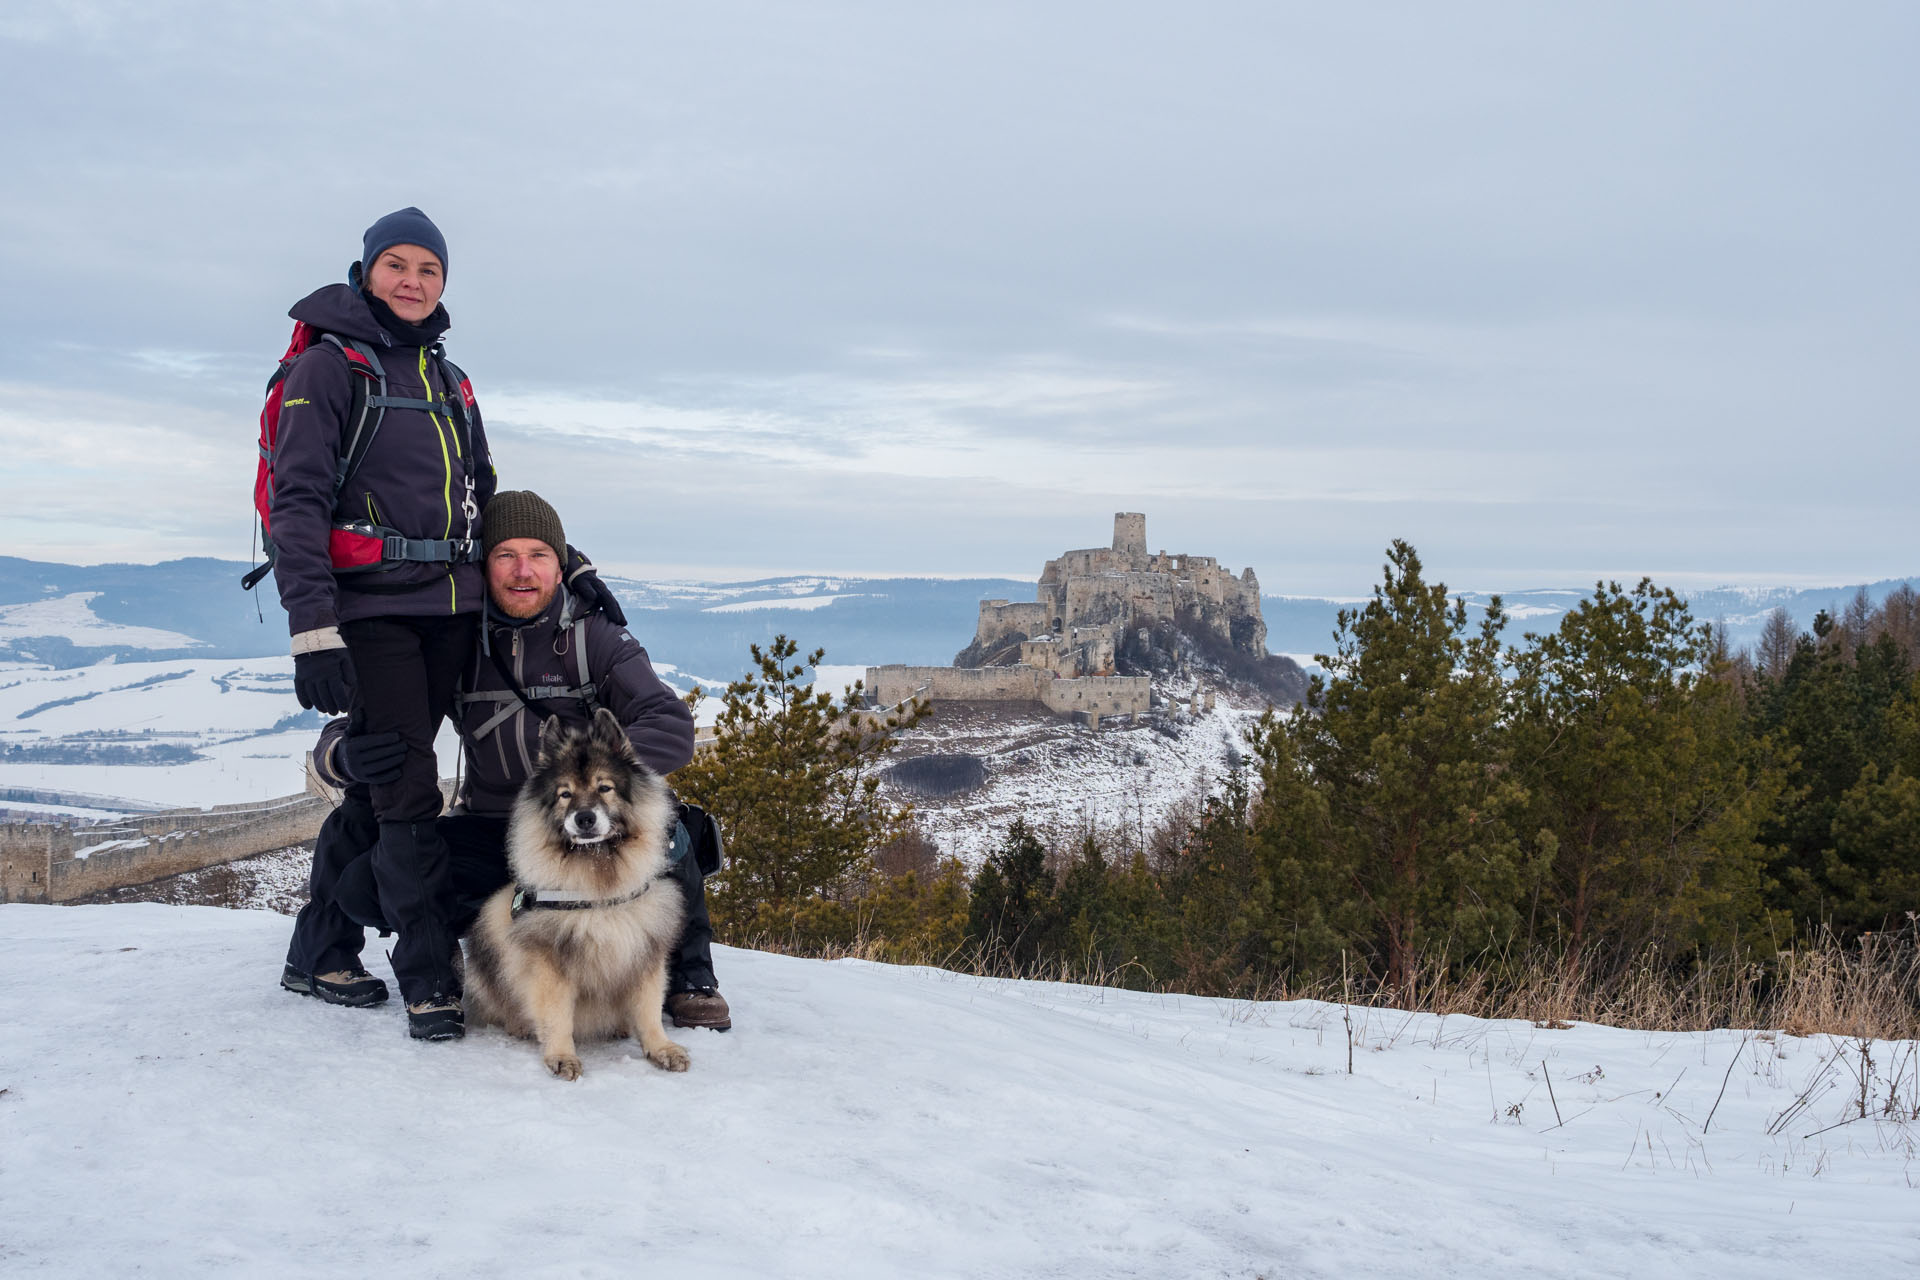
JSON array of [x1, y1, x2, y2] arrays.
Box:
[[483, 491, 566, 560]]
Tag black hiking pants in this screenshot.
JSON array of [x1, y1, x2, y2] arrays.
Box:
[[312, 613, 476, 1003], [284, 786, 379, 977], [340, 614, 475, 823], [297, 811, 720, 994]]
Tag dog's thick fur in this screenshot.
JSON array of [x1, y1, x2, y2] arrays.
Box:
[[464, 707, 689, 1079]]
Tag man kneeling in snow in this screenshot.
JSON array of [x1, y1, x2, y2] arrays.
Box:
[[280, 491, 732, 1036]]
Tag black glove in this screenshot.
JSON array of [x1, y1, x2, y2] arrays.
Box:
[[565, 544, 627, 626], [294, 648, 358, 715], [336, 728, 407, 786]]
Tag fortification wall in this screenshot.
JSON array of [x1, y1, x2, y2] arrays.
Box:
[[0, 792, 331, 904], [0, 823, 61, 903], [1019, 639, 1073, 676], [867, 664, 1047, 707], [974, 599, 1051, 650], [50, 796, 329, 900], [866, 663, 1146, 721], [1038, 675, 1151, 718], [1044, 548, 1132, 583]]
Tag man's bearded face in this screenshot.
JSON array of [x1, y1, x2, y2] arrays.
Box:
[[488, 538, 561, 619]]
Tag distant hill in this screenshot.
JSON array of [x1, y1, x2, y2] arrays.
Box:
[[4, 556, 1913, 677], [0, 557, 1033, 678], [1261, 579, 1920, 665]]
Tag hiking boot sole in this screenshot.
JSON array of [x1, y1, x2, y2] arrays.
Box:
[[409, 1021, 466, 1041], [408, 1015, 466, 1041], [280, 965, 388, 1008], [670, 1012, 732, 1031]]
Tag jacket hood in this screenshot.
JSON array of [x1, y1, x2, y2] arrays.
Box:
[[287, 283, 451, 348]]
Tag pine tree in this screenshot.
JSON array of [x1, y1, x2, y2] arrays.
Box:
[[1753, 616, 1915, 935], [966, 819, 1064, 974], [1818, 668, 1920, 933], [1508, 580, 1780, 968], [1160, 768, 1272, 995], [1251, 540, 1529, 989], [672, 635, 916, 939]]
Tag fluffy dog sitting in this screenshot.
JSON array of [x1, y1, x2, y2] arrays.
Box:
[[464, 707, 690, 1079]]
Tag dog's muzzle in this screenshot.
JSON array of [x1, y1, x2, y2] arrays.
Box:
[[564, 807, 615, 846]]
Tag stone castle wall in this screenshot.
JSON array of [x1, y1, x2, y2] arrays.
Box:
[[0, 791, 330, 905], [1036, 675, 1149, 720], [865, 664, 1149, 722], [867, 664, 1047, 707], [976, 599, 1051, 645]]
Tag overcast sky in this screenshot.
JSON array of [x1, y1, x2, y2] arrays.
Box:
[[1, 2, 1913, 595]]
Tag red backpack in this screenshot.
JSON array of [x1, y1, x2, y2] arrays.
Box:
[[242, 323, 476, 591]]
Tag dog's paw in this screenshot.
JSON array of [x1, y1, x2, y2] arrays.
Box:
[[545, 1051, 583, 1081], [647, 1040, 690, 1073]]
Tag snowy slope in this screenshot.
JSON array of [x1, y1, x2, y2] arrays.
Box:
[[888, 695, 1261, 866], [0, 592, 205, 650], [3, 904, 1913, 1278]]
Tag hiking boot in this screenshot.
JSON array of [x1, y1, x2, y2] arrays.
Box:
[[406, 993, 465, 1041], [281, 963, 389, 1008], [667, 987, 732, 1031]]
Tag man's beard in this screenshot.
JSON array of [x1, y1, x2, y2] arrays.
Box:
[[496, 581, 557, 618]]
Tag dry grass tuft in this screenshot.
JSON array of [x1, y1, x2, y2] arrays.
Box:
[[733, 923, 1920, 1040]]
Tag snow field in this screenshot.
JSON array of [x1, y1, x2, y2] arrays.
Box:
[[2, 904, 1914, 1278], [0, 658, 461, 809], [0, 592, 205, 650]]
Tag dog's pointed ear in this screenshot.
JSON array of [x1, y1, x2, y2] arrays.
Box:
[[536, 714, 570, 764], [590, 705, 636, 758]]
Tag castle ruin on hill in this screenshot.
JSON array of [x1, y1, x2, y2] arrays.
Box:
[[866, 513, 1268, 726]]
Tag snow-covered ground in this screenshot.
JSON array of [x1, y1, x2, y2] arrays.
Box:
[[2, 903, 1913, 1277], [884, 691, 1262, 865], [0, 657, 465, 811], [808, 662, 870, 700], [0, 591, 206, 650], [702, 593, 852, 613]]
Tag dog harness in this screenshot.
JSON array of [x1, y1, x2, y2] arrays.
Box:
[[509, 876, 662, 919]]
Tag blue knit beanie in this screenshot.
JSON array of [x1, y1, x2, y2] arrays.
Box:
[[353, 207, 448, 283]]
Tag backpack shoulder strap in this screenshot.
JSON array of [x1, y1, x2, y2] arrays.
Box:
[[324, 336, 387, 500], [431, 349, 477, 456], [573, 619, 601, 713]]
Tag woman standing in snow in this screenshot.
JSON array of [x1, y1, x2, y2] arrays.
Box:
[[269, 209, 620, 1041], [269, 208, 489, 1040]]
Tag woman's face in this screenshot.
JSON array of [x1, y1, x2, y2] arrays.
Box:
[[364, 244, 445, 324]]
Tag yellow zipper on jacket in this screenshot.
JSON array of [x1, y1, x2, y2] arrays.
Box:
[[420, 349, 460, 613]]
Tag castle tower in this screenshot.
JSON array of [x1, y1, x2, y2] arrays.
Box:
[[1112, 512, 1146, 566]]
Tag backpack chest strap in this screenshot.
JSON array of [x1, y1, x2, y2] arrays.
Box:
[[455, 682, 600, 742], [365, 393, 452, 414]]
